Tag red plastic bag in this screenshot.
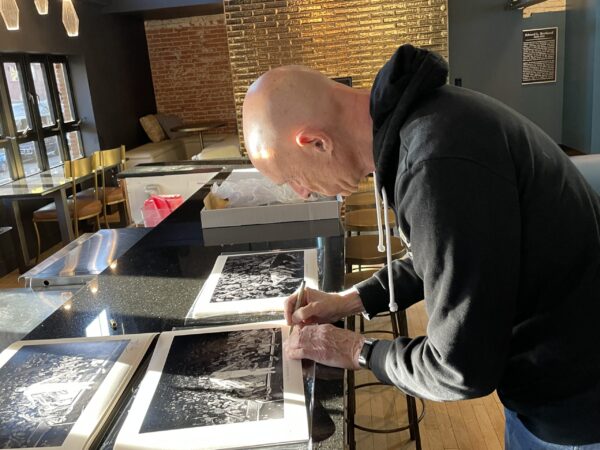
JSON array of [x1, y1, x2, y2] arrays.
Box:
[[142, 194, 184, 227]]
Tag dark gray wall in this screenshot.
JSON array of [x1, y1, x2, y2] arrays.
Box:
[[0, 0, 156, 151], [594, 1, 600, 153], [448, 1, 565, 144], [0, 1, 157, 274], [563, 0, 599, 153]]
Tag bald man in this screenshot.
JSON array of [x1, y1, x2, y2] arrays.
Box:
[[242, 45, 600, 448]]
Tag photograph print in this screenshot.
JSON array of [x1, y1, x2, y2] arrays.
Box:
[[0, 334, 155, 450], [115, 322, 308, 450], [189, 248, 318, 319]]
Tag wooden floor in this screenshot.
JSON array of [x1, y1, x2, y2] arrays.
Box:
[[355, 302, 506, 450], [0, 247, 506, 449]]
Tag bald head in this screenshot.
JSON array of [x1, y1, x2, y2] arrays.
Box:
[[243, 66, 374, 198]]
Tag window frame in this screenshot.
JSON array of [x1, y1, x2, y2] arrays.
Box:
[[0, 53, 84, 183]]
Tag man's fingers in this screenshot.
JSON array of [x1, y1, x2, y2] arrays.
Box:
[[292, 302, 321, 323], [283, 293, 297, 325], [285, 346, 305, 360]]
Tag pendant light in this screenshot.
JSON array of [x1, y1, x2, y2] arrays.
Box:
[[62, 0, 78, 37], [34, 0, 48, 15], [0, 0, 19, 30]]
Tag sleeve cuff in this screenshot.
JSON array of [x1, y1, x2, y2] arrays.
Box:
[[355, 272, 391, 319], [368, 339, 393, 385]]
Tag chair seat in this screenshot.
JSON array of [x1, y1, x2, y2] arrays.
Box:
[[345, 208, 395, 232], [76, 186, 124, 204], [345, 235, 405, 265], [33, 199, 102, 221], [345, 192, 376, 211]]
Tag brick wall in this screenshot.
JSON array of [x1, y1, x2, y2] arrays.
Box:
[[523, 0, 566, 18], [145, 15, 237, 134], [224, 0, 449, 152]]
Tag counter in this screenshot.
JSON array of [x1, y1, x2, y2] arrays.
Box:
[[23, 181, 347, 449]]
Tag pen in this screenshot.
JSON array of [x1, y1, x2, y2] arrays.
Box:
[[289, 279, 306, 334]]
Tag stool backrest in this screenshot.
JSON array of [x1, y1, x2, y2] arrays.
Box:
[[98, 145, 126, 170], [65, 155, 94, 179], [65, 155, 98, 225]]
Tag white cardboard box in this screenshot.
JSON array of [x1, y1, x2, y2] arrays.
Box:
[[201, 169, 340, 228]]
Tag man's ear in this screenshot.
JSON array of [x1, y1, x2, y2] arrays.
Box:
[[295, 129, 332, 154]]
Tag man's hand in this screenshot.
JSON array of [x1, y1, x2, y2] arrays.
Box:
[[283, 287, 365, 326], [285, 324, 366, 370]]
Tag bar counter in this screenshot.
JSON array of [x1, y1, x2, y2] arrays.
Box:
[[23, 179, 347, 449]]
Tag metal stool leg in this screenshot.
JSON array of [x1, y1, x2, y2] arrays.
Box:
[[394, 310, 422, 449], [346, 314, 357, 450]]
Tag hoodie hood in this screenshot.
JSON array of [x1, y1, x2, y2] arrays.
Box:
[[370, 45, 448, 198]]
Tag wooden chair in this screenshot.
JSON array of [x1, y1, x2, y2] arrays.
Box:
[[33, 156, 102, 263], [345, 207, 395, 235], [76, 145, 130, 228], [344, 191, 376, 211]]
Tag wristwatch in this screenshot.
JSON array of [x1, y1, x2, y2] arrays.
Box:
[[358, 338, 378, 369]]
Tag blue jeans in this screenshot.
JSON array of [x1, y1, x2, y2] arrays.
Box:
[[505, 408, 600, 450]]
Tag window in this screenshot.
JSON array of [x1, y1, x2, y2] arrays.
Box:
[[0, 54, 83, 182]]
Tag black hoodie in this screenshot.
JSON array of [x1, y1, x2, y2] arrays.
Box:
[[355, 45, 600, 444]]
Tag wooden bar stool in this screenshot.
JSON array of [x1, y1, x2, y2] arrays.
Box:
[[356, 175, 375, 193], [33, 156, 102, 263], [345, 234, 405, 273], [343, 235, 423, 449], [345, 191, 376, 211], [346, 310, 424, 449], [76, 145, 130, 228], [345, 207, 395, 235]]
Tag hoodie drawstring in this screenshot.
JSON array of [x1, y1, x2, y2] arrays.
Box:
[[372, 173, 398, 313], [373, 173, 385, 253]]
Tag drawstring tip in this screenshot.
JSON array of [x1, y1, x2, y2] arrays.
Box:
[[389, 302, 398, 313], [377, 244, 385, 252]]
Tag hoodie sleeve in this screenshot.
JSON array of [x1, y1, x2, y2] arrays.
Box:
[[368, 157, 520, 401], [355, 257, 424, 318]]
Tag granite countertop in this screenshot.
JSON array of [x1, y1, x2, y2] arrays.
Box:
[[24, 184, 347, 449]]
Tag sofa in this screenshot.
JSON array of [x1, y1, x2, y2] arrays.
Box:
[[126, 134, 242, 166], [126, 113, 242, 166]]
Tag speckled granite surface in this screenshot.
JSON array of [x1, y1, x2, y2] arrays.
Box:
[[24, 184, 346, 449]]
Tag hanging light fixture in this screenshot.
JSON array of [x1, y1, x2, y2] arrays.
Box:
[[0, 0, 19, 31], [34, 0, 48, 15], [62, 0, 78, 37]]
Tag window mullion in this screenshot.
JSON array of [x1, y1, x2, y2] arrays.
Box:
[[45, 56, 69, 163], [0, 57, 23, 179], [22, 54, 50, 171]]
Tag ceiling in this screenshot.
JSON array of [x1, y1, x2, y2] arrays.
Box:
[[88, 0, 223, 19]]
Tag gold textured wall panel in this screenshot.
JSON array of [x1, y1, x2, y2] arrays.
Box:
[[523, 0, 566, 18], [223, 0, 449, 152]]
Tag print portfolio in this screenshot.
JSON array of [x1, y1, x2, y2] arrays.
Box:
[[0, 334, 155, 450], [0, 323, 308, 450]]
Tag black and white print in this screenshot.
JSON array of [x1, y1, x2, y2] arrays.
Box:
[[211, 251, 304, 303], [0, 340, 128, 449], [140, 328, 283, 433], [187, 249, 318, 320], [115, 322, 308, 450]]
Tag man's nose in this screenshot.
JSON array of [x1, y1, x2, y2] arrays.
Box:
[[289, 181, 311, 199]]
